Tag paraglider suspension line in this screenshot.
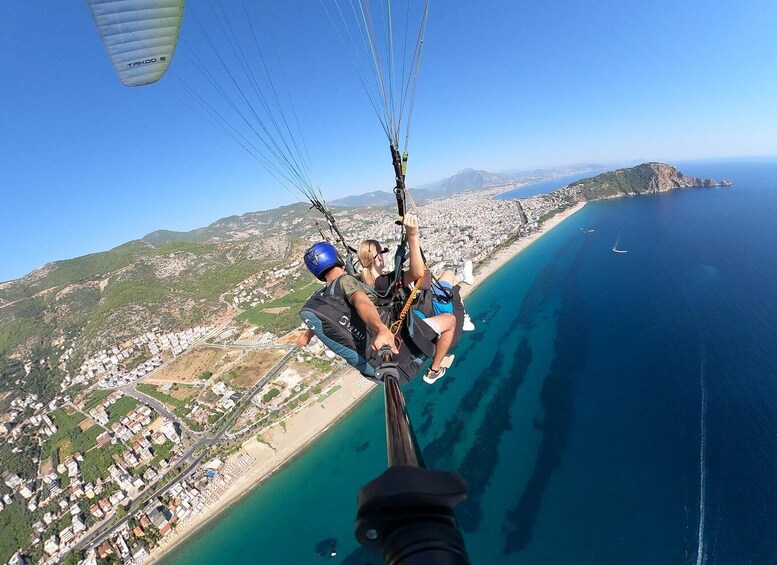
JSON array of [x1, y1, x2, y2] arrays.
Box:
[[391, 144, 407, 224]]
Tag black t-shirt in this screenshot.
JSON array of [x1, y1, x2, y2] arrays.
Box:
[[338, 273, 393, 304], [372, 274, 392, 295]]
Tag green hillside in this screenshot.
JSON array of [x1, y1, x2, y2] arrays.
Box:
[[566, 162, 722, 201], [570, 163, 660, 199], [0, 238, 286, 400]]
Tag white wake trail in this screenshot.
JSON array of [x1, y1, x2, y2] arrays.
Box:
[[696, 357, 707, 565]]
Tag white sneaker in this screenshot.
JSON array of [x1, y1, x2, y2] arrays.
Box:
[[461, 260, 474, 285], [462, 314, 475, 331], [423, 366, 447, 384]]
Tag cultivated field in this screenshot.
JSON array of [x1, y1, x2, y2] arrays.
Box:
[[143, 347, 229, 384], [228, 349, 288, 388]]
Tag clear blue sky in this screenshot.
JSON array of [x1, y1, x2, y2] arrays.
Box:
[[2, 0, 777, 282]]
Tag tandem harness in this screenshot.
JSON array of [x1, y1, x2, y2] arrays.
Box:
[[299, 276, 438, 385]]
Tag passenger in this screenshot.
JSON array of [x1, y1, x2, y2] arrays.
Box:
[[357, 247, 473, 301], [355, 213, 473, 383]]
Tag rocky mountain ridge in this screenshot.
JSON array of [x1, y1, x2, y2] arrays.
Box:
[[566, 162, 732, 200], [331, 163, 611, 208]]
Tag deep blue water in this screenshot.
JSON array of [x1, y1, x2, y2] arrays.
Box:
[[164, 159, 777, 564]]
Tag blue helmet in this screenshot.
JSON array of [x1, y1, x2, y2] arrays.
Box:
[[304, 242, 345, 280]]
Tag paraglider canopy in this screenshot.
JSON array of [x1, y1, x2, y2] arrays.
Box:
[[87, 0, 184, 87]]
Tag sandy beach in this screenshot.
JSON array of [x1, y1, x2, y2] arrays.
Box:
[[147, 201, 586, 563], [460, 202, 586, 300]]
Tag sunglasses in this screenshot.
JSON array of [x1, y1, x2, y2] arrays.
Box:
[[373, 246, 389, 259]]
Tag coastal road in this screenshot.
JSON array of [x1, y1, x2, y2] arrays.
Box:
[[213, 347, 298, 439], [117, 383, 203, 440], [118, 385, 178, 423], [201, 342, 296, 351], [71, 445, 207, 554]]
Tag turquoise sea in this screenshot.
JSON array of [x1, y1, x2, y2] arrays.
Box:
[[164, 159, 777, 564]]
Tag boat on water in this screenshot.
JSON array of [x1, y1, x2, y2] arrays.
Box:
[[612, 238, 628, 253]]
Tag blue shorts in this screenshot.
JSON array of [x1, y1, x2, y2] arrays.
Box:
[[431, 280, 454, 315]]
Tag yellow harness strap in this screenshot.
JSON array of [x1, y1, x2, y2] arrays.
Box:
[[389, 268, 427, 336]]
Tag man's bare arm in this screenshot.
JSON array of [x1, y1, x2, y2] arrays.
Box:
[[296, 328, 314, 347], [351, 291, 399, 353]]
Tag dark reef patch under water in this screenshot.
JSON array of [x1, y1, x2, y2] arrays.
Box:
[[503, 230, 588, 555], [423, 351, 504, 468], [354, 441, 370, 454], [414, 401, 435, 435], [457, 338, 533, 532], [314, 537, 337, 558]]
